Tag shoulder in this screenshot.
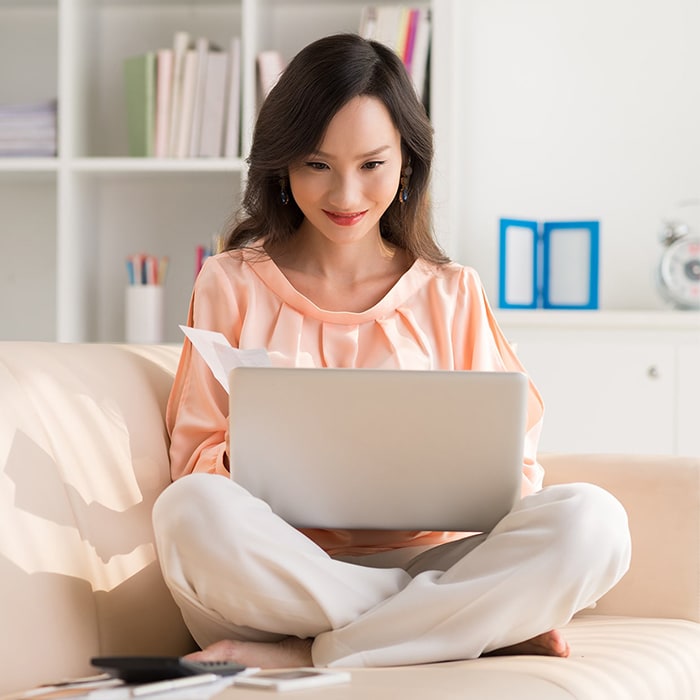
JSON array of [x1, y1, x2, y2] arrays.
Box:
[[417, 259, 484, 292], [188, 250, 271, 341], [196, 247, 266, 288], [408, 260, 494, 321]]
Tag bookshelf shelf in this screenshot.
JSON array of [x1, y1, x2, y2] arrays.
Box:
[[1, 0, 457, 342], [70, 157, 246, 173], [0, 158, 59, 173]]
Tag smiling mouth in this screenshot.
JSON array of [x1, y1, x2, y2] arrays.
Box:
[[323, 210, 368, 226]]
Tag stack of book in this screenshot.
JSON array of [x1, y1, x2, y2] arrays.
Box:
[[0, 100, 57, 157], [359, 6, 431, 103], [124, 32, 241, 158]]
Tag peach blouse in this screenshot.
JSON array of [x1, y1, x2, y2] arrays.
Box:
[[166, 248, 545, 556]]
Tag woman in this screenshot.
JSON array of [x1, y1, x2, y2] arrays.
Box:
[[153, 34, 630, 669]]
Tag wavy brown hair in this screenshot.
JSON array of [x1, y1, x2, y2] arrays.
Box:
[[222, 33, 449, 265]]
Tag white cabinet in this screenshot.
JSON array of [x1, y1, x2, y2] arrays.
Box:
[[0, 0, 456, 343], [497, 310, 700, 456]]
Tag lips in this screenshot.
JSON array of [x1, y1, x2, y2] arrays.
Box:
[[323, 210, 367, 226]]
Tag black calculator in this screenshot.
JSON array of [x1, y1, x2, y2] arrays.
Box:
[[91, 656, 247, 683]]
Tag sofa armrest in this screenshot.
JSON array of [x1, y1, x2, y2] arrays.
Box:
[[541, 453, 700, 622]]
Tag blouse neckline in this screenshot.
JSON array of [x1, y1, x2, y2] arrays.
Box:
[[239, 247, 438, 325]]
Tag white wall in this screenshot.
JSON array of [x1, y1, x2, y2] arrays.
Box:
[[449, 0, 700, 310]]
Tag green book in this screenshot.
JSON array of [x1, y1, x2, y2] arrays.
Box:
[[124, 52, 156, 157]]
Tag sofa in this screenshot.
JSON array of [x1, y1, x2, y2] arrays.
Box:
[[2, 341, 700, 699]]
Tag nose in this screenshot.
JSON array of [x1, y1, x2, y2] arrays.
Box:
[[328, 171, 361, 210]]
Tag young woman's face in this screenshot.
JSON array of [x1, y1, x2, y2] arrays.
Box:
[[288, 95, 403, 247]]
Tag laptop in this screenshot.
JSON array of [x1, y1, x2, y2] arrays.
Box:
[[228, 368, 528, 532]]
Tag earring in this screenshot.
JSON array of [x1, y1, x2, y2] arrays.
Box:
[[279, 176, 289, 206], [398, 164, 412, 203]]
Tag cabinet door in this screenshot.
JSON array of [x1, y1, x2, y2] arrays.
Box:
[[677, 343, 700, 456], [514, 340, 676, 454]]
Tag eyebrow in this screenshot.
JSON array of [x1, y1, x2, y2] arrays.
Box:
[[310, 145, 392, 160]]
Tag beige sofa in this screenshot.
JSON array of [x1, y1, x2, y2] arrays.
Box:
[[2, 341, 700, 699]]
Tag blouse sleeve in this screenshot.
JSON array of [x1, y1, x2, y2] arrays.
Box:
[[457, 268, 545, 496], [166, 257, 243, 479]]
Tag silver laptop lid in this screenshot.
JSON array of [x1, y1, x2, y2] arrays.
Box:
[[229, 368, 528, 532]]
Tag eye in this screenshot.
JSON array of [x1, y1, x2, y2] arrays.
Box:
[[362, 160, 386, 170], [304, 161, 329, 171]]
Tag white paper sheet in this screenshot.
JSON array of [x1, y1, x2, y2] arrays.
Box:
[[179, 325, 271, 393]]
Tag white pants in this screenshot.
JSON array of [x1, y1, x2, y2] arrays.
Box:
[[152, 474, 630, 667]]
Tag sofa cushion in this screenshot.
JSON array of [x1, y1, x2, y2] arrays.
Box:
[[0, 343, 193, 693], [464, 615, 700, 699], [220, 616, 700, 699]]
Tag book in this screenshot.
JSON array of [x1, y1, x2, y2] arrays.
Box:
[[168, 30, 191, 157], [257, 50, 285, 100], [198, 50, 228, 157], [358, 6, 431, 101], [403, 9, 420, 73], [410, 8, 431, 101], [359, 6, 378, 39], [395, 7, 412, 60], [124, 52, 156, 157], [175, 48, 198, 158], [223, 36, 241, 158], [375, 6, 403, 55], [188, 37, 210, 157], [0, 99, 57, 156], [154, 49, 173, 157]]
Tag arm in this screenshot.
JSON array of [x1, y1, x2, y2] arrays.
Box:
[[456, 268, 545, 495], [166, 257, 243, 478], [542, 452, 700, 623]]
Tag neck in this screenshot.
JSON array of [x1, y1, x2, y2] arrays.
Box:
[[270, 224, 405, 283]]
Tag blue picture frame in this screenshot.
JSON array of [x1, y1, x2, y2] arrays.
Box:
[[498, 218, 539, 309], [541, 221, 599, 310]]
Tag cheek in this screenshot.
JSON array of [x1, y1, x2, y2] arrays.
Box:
[[374, 168, 402, 204], [288, 172, 314, 202]]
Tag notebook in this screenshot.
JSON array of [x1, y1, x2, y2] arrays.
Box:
[[228, 367, 528, 532]]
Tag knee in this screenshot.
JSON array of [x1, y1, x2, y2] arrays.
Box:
[[152, 473, 257, 552], [543, 483, 631, 572], [152, 474, 271, 593], [153, 473, 217, 540]]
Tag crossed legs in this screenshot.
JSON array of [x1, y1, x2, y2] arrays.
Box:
[[152, 474, 630, 667]]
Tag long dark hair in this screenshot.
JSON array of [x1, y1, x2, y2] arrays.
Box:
[[223, 33, 449, 265]]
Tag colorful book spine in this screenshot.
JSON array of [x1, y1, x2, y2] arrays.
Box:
[[154, 49, 173, 158], [168, 31, 191, 157], [124, 52, 156, 157], [188, 37, 210, 157], [358, 6, 431, 100], [124, 32, 245, 159], [198, 50, 228, 157]]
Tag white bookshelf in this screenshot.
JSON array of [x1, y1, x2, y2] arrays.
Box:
[[0, 0, 458, 343]]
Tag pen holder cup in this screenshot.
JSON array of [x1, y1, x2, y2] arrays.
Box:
[[125, 285, 164, 344]]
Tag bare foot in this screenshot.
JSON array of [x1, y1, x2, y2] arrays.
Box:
[[485, 629, 570, 658], [184, 636, 314, 669]]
